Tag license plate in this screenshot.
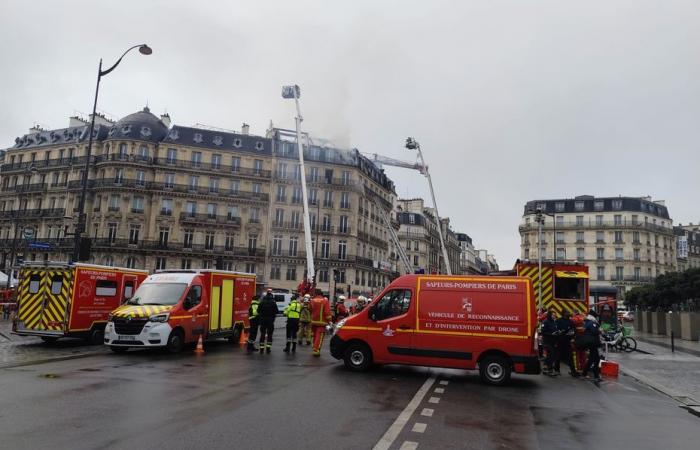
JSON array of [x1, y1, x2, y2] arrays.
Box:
[[118, 335, 136, 341]]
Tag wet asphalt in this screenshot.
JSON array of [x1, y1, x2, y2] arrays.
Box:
[[0, 325, 698, 450]]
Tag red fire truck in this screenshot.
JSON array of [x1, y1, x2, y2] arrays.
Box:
[[13, 263, 148, 343], [104, 270, 255, 353], [331, 274, 539, 385]]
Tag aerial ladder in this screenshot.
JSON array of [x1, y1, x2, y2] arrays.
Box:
[[363, 137, 453, 275]]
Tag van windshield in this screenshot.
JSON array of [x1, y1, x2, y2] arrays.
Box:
[[128, 283, 187, 306]]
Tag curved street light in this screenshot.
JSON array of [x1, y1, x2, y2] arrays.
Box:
[[72, 44, 152, 262]]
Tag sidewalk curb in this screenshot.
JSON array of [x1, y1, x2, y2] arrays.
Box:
[[619, 364, 700, 418]]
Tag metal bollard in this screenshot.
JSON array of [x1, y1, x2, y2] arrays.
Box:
[[671, 331, 675, 353]]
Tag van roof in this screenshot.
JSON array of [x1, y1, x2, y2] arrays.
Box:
[[145, 272, 198, 284]]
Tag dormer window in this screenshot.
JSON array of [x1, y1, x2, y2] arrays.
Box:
[[140, 126, 152, 138], [168, 129, 179, 140], [193, 133, 203, 143], [213, 136, 223, 146], [121, 124, 132, 135], [233, 138, 242, 148], [255, 141, 264, 151]]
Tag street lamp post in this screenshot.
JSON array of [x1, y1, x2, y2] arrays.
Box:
[[72, 44, 152, 262]]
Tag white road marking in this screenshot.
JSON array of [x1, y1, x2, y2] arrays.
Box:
[[439, 380, 449, 385], [373, 376, 436, 450], [428, 396, 440, 404], [434, 387, 445, 394], [420, 408, 434, 417], [412, 423, 427, 433], [399, 442, 419, 450]]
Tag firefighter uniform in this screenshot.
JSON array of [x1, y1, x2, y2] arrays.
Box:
[[310, 295, 332, 356], [246, 297, 260, 353], [298, 296, 312, 345], [283, 297, 302, 353], [258, 290, 279, 354], [334, 295, 349, 323]]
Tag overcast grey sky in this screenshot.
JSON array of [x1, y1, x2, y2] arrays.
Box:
[[2, 0, 699, 266]]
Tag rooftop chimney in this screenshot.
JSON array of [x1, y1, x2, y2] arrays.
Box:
[[160, 113, 171, 128], [241, 123, 250, 135]]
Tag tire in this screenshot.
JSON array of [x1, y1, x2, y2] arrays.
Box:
[[343, 343, 372, 372], [41, 336, 59, 344], [479, 355, 512, 386], [229, 326, 242, 344], [110, 346, 128, 354], [624, 337, 637, 352], [166, 330, 185, 353], [86, 328, 104, 345]]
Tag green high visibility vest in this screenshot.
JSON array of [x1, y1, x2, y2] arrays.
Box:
[[250, 300, 260, 319], [285, 300, 302, 319]]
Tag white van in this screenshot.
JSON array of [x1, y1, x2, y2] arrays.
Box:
[[272, 292, 293, 314]]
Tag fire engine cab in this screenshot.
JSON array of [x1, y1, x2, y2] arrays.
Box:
[[104, 270, 255, 353]]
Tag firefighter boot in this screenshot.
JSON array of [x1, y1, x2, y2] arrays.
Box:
[[292, 342, 297, 353], [283, 341, 290, 353], [266, 343, 271, 354], [259, 344, 264, 354]]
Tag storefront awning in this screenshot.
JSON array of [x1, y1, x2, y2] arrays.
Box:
[[555, 270, 589, 279]]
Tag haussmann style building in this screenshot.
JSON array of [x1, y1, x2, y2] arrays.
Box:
[[0, 108, 399, 295]]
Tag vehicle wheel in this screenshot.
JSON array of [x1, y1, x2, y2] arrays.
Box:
[[110, 346, 128, 354], [166, 330, 185, 353], [229, 326, 242, 344], [343, 343, 372, 372], [41, 336, 58, 344], [87, 328, 104, 345], [624, 337, 637, 352], [479, 356, 511, 386]]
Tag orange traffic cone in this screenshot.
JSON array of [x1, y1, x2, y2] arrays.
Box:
[[194, 335, 205, 354], [239, 328, 248, 345]]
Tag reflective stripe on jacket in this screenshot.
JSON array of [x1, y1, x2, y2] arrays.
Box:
[[249, 301, 260, 319], [284, 300, 302, 319], [310, 296, 332, 325]]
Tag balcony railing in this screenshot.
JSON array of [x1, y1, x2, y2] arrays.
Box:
[[92, 238, 266, 257], [519, 220, 673, 234], [65, 178, 269, 202], [269, 250, 307, 258], [0, 208, 66, 220], [153, 158, 271, 178], [3, 183, 48, 194], [179, 212, 242, 226], [1, 156, 90, 172]]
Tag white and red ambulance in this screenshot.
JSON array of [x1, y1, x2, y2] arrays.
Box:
[[104, 270, 255, 353]]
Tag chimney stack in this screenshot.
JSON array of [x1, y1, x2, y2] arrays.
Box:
[[241, 123, 250, 135], [160, 113, 171, 128]]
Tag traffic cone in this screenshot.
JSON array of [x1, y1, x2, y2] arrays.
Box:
[[194, 335, 205, 354], [239, 328, 248, 345]]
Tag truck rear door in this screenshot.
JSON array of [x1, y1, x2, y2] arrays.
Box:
[[16, 267, 71, 333]]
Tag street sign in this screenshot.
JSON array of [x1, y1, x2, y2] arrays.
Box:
[[23, 229, 35, 239], [28, 242, 51, 250]]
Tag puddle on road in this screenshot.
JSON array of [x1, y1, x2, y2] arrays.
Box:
[[39, 373, 60, 378], [78, 367, 102, 372]]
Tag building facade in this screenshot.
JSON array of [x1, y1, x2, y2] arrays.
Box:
[[519, 195, 676, 292], [675, 223, 700, 271], [0, 108, 397, 294]]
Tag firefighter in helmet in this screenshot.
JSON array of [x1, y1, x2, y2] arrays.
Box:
[[246, 295, 260, 354], [297, 294, 312, 345], [309, 290, 332, 356]]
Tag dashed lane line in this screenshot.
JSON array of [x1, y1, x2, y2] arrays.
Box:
[[398, 442, 419, 450], [412, 423, 427, 433], [439, 380, 449, 385], [420, 408, 434, 417], [428, 396, 440, 404], [434, 387, 444, 394], [373, 375, 436, 450]]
